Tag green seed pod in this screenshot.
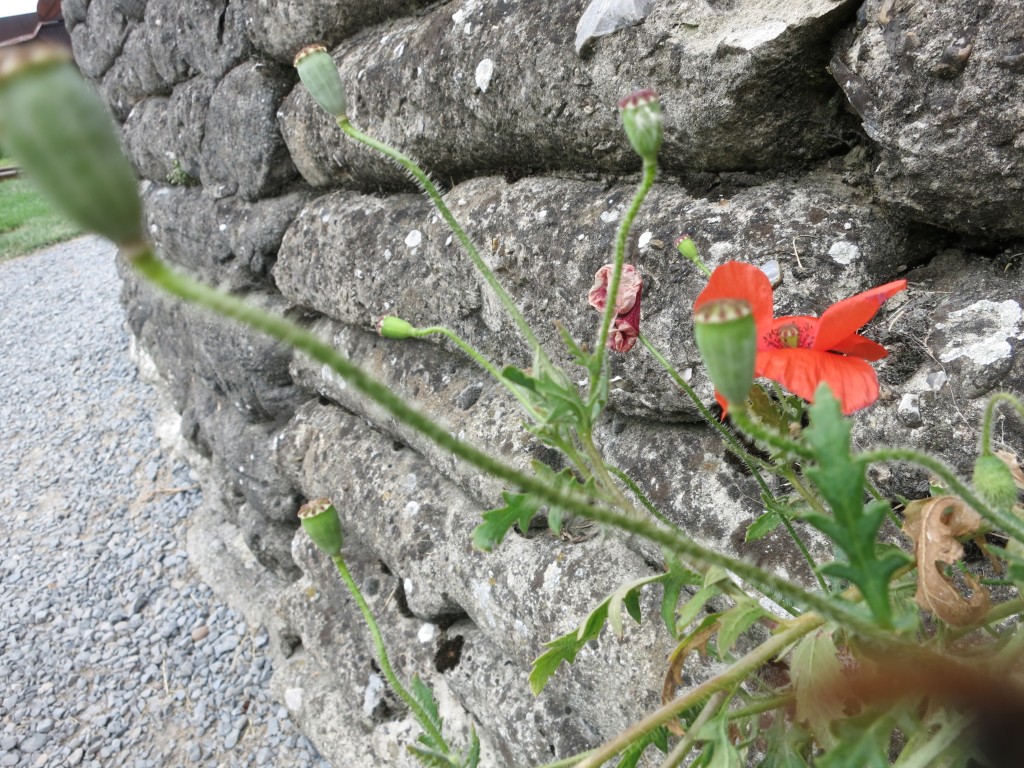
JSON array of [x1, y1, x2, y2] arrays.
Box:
[[618, 89, 663, 164], [0, 43, 144, 247], [294, 44, 347, 118], [694, 299, 757, 411], [298, 498, 344, 556], [675, 235, 700, 264], [972, 454, 1019, 513], [376, 315, 417, 339]]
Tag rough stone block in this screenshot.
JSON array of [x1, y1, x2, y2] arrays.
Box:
[[279, 0, 860, 189], [833, 0, 1024, 237], [69, 0, 131, 79]]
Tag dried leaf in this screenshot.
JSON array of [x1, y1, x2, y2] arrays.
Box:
[[902, 496, 990, 626], [995, 450, 1024, 490], [575, 0, 656, 56], [790, 630, 845, 748], [661, 615, 720, 734]]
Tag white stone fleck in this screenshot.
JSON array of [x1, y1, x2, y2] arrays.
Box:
[[720, 21, 788, 52], [404, 577, 414, 596], [475, 58, 494, 92], [362, 674, 384, 716], [321, 213, 331, 223], [937, 299, 1022, 366], [218, 223, 227, 232], [405, 501, 420, 516], [828, 240, 861, 265], [600, 210, 619, 223], [537, 209, 548, 221], [638, 230, 653, 249], [405, 229, 423, 248], [709, 241, 734, 260], [577, 233, 586, 241], [393, 42, 405, 59], [354, 269, 363, 280], [284, 687, 303, 711], [542, 561, 561, 591], [417, 623, 437, 644], [384, 248, 392, 261]]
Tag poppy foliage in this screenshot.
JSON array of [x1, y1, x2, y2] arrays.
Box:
[[694, 261, 907, 414]]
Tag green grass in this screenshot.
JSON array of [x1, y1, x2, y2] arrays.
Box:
[[0, 159, 83, 261]]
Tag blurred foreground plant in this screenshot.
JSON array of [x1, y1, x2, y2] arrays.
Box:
[[6, 39, 1024, 768]]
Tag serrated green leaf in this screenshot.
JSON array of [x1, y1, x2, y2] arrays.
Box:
[[716, 600, 767, 657], [555, 320, 592, 369], [409, 675, 444, 746], [746, 509, 783, 542], [676, 583, 723, 633], [661, 558, 703, 637], [407, 744, 458, 767], [803, 385, 910, 625], [607, 573, 661, 638], [531, 573, 664, 695], [471, 491, 541, 551], [697, 715, 744, 768], [790, 629, 844, 748]]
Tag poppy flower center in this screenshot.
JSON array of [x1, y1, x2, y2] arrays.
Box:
[[778, 323, 800, 348]]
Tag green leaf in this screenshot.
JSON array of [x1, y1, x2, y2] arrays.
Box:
[[500, 365, 536, 391], [697, 715, 744, 768], [409, 675, 444, 745], [407, 745, 458, 768], [661, 558, 703, 637], [530, 573, 663, 695], [462, 727, 480, 768], [715, 599, 767, 657], [756, 720, 811, 768], [615, 726, 670, 768], [803, 385, 911, 626], [471, 490, 541, 551], [555, 320, 592, 369], [675, 583, 723, 633], [529, 461, 592, 536], [789, 629, 844, 748], [745, 508, 783, 542], [815, 713, 894, 768]]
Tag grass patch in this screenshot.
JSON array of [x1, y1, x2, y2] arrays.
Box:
[[0, 161, 83, 260]]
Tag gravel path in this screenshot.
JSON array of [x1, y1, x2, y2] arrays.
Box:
[[0, 237, 330, 768]]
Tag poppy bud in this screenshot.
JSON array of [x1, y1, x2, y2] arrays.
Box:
[[294, 43, 348, 118], [618, 89, 662, 164], [972, 454, 1018, 513], [376, 316, 416, 339], [298, 498, 344, 556], [0, 43, 144, 247], [694, 298, 756, 410]]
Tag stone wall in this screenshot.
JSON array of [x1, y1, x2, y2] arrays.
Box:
[[69, 0, 1024, 764]]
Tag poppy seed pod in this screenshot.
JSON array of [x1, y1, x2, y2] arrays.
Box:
[[0, 43, 144, 247], [294, 44, 347, 118], [298, 498, 344, 556], [618, 89, 662, 164], [376, 316, 416, 339], [972, 454, 1018, 513], [694, 299, 757, 412]]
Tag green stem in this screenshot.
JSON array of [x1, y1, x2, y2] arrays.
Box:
[[658, 690, 730, 768], [129, 249, 866, 632], [949, 597, 1024, 641], [414, 326, 544, 423], [639, 333, 774, 489], [724, 692, 793, 721], [764, 494, 828, 594], [860, 447, 1024, 544], [892, 713, 971, 768], [337, 118, 546, 365], [573, 612, 825, 768], [535, 750, 596, 768], [981, 392, 1024, 455], [606, 465, 677, 529], [331, 553, 448, 750], [729, 408, 814, 461], [590, 160, 657, 396]]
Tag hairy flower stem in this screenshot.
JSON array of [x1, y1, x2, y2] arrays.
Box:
[[331, 553, 448, 750], [638, 334, 774, 487], [569, 612, 825, 768], [336, 118, 548, 367], [128, 248, 868, 632], [590, 160, 657, 397], [860, 447, 1024, 544], [981, 392, 1024, 456], [658, 689, 730, 768], [606, 465, 677, 529]]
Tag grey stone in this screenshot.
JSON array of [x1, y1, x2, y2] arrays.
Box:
[[832, 0, 1024, 237], [70, 0, 131, 79], [199, 61, 298, 201], [279, 0, 860, 189]]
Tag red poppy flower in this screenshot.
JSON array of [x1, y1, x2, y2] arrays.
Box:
[[694, 261, 907, 414], [588, 263, 643, 353]]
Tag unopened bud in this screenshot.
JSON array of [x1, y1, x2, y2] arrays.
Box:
[[618, 89, 662, 164], [693, 299, 756, 411], [376, 316, 416, 339], [294, 44, 347, 118], [0, 43, 144, 247], [675, 235, 710, 276], [298, 498, 344, 556], [973, 454, 1019, 513]]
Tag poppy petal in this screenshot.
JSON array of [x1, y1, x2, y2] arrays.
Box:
[[756, 349, 880, 414], [828, 333, 889, 361], [694, 261, 774, 332], [814, 279, 907, 353]]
